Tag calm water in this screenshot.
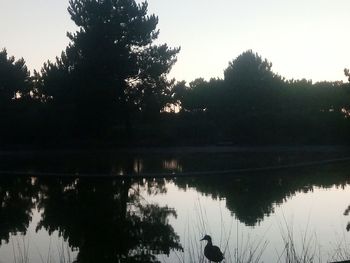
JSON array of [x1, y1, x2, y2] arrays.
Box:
[[1, 149, 350, 262]]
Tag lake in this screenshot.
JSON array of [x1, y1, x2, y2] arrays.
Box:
[[0, 148, 350, 262]]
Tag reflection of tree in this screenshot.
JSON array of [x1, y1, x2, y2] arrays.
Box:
[[176, 163, 350, 226], [176, 175, 286, 226], [36, 177, 182, 263], [344, 206, 350, 231], [0, 177, 37, 242]]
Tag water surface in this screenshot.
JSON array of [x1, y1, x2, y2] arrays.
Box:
[[0, 150, 350, 262]]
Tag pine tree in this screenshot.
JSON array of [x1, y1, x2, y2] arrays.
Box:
[[40, 0, 180, 135], [0, 49, 31, 104]]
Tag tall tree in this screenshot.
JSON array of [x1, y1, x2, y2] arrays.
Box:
[[40, 0, 179, 136]]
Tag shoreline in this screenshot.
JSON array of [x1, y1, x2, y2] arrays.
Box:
[[1, 144, 350, 155]]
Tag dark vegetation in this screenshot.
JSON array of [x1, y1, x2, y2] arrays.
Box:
[[2, 0, 350, 148], [0, 175, 182, 262]]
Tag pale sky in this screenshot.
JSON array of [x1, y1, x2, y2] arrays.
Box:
[[1, 0, 350, 83]]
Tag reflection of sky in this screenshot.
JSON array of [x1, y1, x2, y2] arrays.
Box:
[[150, 183, 350, 262], [0, 182, 349, 262], [1, 1, 350, 83], [0, 209, 77, 263]]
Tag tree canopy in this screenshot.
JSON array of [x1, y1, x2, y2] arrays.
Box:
[[39, 0, 179, 136], [224, 50, 281, 90], [0, 49, 31, 104]]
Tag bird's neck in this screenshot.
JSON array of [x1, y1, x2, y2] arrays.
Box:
[[206, 240, 212, 246]]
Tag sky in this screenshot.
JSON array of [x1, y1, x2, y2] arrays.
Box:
[[1, 0, 350, 83]]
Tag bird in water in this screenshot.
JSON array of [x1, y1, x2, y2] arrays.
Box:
[[200, 235, 224, 262]]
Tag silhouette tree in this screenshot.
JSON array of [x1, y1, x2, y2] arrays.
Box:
[[224, 50, 280, 90], [344, 68, 350, 82], [0, 49, 31, 104], [39, 0, 179, 137], [0, 49, 44, 145]]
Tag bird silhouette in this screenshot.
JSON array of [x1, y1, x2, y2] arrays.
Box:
[[200, 235, 224, 262]]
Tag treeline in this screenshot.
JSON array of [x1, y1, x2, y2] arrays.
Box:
[[172, 51, 350, 145], [1, 0, 350, 148]]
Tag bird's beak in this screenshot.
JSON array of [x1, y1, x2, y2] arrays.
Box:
[[200, 237, 204, 241]]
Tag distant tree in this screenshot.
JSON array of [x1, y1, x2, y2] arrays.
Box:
[[344, 68, 350, 82], [185, 78, 209, 111], [220, 51, 285, 119], [175, 78, 225, 113], [224, 50, 279, 90], [172, 80, 188, 103], [0, 49, 31, 104], [39, 0, 180, 135]]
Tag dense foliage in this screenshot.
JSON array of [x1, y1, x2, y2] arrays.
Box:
[[1, 1, 350, 147], [172, 51, 350, 145]]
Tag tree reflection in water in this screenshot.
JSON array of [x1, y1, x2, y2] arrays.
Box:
[[0, 176, 182, 263], [37, 177, 182, 262], [175, 163, 350, 226], [1, 161, 350, 261], [0, 176, 37, 242], [344, 205, 350, 231]]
